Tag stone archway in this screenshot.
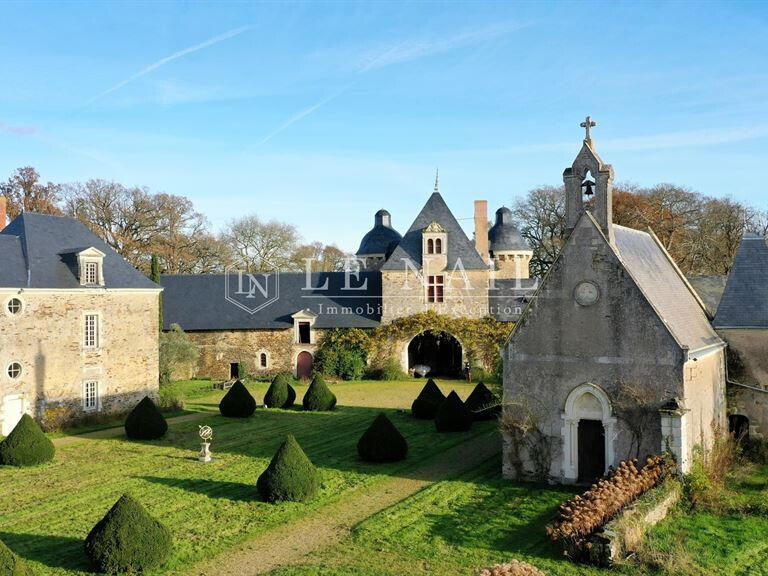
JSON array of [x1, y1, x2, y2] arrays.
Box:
[[561, 383, 616, 483], [405, 330, 463, 378]]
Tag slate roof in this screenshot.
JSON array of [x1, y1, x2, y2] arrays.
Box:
[[714, 233, 768, 328], [162, 272, 382, 331], [356, 209, 402, 256], [381, 192, 487, 270], [490, 278, 538, 322], [687, 275, 727, 318], [0, 213, 158, 290], [611, 222, 722, 352], [488, 207, 530, 252]]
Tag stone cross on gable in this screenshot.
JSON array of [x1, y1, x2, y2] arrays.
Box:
[[580, 116, 597, 141]]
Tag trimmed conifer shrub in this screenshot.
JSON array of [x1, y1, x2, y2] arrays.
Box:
[[302, 375, 337, 411], [410, 378, 446, 419], [84, 493, 171, 574], [0, 414, 55, 466], [264, 373, 294, 409], [435, 391, 473, 432], [0, 537, 30, 576], [285, 383, 297, 408], [218, 379, 256, 417], [124, 396, 168, 440], [257, 435, 320, 502], [357, 413, 408, 463], [464, 382, 501, 421]]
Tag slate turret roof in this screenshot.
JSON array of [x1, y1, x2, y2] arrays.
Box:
[[381, 191, 487, 270], [356, 209, 402, 256], [0, 212, 159, 290], [713, 233, 768, 328], [488, 207, 529, 253]]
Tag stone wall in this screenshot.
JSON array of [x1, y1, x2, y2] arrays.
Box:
[[184, 328, 327, 380], [683, 348, 728, 460], [503, 216, 687, 483], [0, 289, 159, 429], [381, 269, 489, 323]]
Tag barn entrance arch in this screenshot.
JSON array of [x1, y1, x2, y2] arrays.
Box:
[[561, 383, 616, 483], [405, 330, 463, 378]]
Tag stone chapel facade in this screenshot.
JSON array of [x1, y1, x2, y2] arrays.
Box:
[[502, 132, 727, 483]]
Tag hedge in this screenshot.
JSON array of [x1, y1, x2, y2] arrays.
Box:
[[357, 413, 408, 463], [124, 396, 168, 440], [257, 435, 320, 502], [411, 379, 446, 420], [0, 537, 30, 576], [435, 391, 473, 432], [84, 493, 171, 573], [302, 376, 337, 411], [464, 382, 501, 421], [0, 414, 55, 466], [218, 380, 257, 417]]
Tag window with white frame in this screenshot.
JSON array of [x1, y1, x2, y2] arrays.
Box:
[[7, 298, 22, 315], [7, 362, 22, 379], [84, 314, 100, 348], [83, 380, 99, 410], [427, 275, 444, 303], [84, 261, 99, 284]]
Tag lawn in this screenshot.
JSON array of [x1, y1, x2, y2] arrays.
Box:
[[0, 378, 489, 576], [5, 378, 768, 576]]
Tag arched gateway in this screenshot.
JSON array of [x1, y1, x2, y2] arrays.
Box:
[[405, 330, 463, 378]]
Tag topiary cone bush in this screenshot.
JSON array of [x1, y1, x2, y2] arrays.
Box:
[[124, 396, 168, 440], [218, 379, 256, 417], [285, 383, 297, 408], [84, 493, 171, 574], [302, 375, 337, 411], [0, 537, 30, 576], [264, 373, 295, 409], [411, 379, 446, 420], [257, 435, 320, 502], [435, 391, 473, 432], [464, 382, 501, 421], [357, 413, 408, 463], [0, 414, 55, 466]]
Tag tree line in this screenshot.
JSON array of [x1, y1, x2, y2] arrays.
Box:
[[0, 166, 349, 274], [512, 183, 767, 278]]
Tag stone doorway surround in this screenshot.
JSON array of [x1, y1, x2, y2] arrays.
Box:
[[561, 383, 616, 482]]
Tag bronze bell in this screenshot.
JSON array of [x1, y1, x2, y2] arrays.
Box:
[[581, 178, 595, 197]]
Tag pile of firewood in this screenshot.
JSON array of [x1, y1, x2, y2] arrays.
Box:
[[546, 456, 670, 558], [477, 559, 546, 576]]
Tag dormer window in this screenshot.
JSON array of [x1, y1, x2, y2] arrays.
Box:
[[291, 309, 318, 345], [76, 247, 106, 287]]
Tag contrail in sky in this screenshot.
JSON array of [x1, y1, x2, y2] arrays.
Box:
[[85, 26, 252, 106]]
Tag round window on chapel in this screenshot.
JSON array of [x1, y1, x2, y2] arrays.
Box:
[[7, 298, 22, 315], [7, 363, 22, 379]]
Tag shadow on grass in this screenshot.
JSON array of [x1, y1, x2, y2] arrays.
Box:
[[0, 531, 91, 572], [137, 475, 258, 502]]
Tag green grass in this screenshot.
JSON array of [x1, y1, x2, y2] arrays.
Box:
[[0, 379, 489, 576]]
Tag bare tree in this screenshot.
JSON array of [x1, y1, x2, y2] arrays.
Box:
[[221, 214, 300, 272], [1, 166, 62, 218], [512, 186, 566, 277], [291, 242, 350, 271]]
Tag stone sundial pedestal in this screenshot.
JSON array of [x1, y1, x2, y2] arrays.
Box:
[[198, 425, 213, 463]]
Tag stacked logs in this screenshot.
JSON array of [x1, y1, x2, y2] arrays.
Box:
[[546, 456, 670, 560], [477, 560, 546, 576]]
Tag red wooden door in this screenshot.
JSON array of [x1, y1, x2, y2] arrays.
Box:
[[297, 352, 313, 379]]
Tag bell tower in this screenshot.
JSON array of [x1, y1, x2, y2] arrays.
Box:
[[563, 116, 614, 243]]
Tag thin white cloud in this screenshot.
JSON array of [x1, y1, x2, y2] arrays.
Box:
[[257, 21, 525, 146], [85, 26, 252, 106]]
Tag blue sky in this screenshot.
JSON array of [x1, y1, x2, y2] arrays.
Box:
[[1, 2, 767, 251]]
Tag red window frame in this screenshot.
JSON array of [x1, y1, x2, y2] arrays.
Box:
[[427, 275, 444, 303]]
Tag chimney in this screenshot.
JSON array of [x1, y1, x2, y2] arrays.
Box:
[[474, 200, 489, 262], [0, 197, 6, 232]]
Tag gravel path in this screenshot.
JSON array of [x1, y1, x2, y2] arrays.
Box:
[[189, 429, 501, 576]]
